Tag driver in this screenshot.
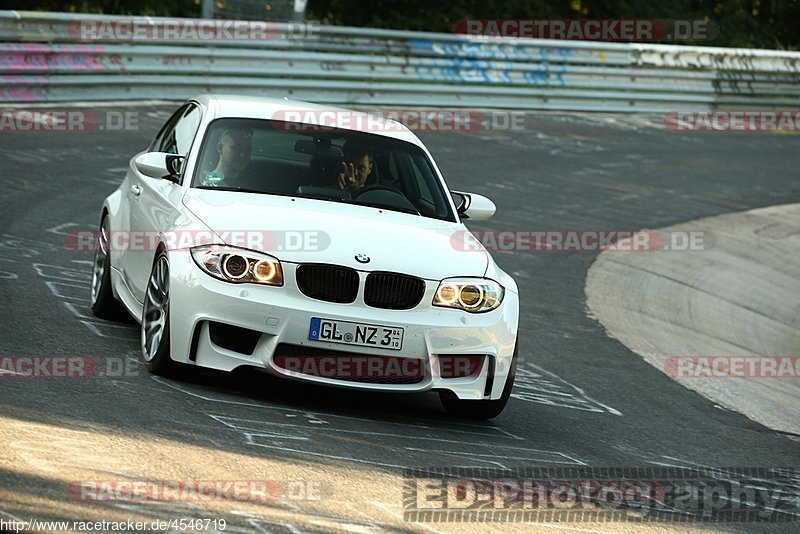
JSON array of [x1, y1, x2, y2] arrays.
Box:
[[201, 127, 253, 187], [336, 143, 374, 192]]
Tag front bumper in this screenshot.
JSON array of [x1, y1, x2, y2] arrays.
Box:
[[167, 250, 519, 400]]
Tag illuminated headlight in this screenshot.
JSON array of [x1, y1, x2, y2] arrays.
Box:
[[190, 245, 283, 286], [433, 278, 504, 313]]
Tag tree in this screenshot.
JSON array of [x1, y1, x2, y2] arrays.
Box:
[[2, 0, 797, 48]]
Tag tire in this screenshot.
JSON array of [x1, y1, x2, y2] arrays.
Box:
[[91, 215, 128, 321], [141, 252, 179, 376], [439, 339, 518, 420]]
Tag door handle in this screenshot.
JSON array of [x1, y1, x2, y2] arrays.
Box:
[[130, 184, 142, 197]]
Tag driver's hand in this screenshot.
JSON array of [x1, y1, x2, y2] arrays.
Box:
[[337, 162, 357, 190]]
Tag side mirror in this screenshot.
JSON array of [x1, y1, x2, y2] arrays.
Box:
[[451, 191, 496, 221], [134, 152, 183, 183]]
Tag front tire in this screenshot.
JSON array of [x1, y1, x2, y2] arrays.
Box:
[[439, 340, 518, 420], [141, 252, 179, 376], [91, 216, 128, 321]]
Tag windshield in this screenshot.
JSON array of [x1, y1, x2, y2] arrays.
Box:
[[191, 118, 456, 221]]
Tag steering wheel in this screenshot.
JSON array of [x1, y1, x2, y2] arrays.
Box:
[[350, 184, 402, 198], [351, 185, 420, 214]]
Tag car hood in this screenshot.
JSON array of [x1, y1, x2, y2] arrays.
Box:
[[182, 190, 489, 280]]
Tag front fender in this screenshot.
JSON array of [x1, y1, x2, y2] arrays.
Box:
[[102, 187, 123, 223], [100, 186, 124, 267]]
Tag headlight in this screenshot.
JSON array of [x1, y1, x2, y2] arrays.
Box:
[[433, 278, 504, 313], [190, 245, 283, 286]]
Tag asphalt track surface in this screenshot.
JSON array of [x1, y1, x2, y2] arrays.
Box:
[[0, 103, 799, 533]]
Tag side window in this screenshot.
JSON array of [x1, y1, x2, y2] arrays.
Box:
[[171, 105, 200, 156], [150, 104, 201, 155], [150, 105, 187, 152]]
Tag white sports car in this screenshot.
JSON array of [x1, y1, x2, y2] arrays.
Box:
[[91, 95, 519, 418]]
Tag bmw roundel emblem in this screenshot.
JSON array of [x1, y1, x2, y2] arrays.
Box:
[[355, 253, 370, 264]]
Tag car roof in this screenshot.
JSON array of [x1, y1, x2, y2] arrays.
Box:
[[192, 94, 423, 146]]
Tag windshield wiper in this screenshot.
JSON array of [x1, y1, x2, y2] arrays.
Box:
[[194, 186, 267, 195], [350, 200, 420, 215]]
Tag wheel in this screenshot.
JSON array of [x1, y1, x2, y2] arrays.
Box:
[[439, 340, 518, 420], [91, 216, 128, 320], [141, 252, 179, 376]]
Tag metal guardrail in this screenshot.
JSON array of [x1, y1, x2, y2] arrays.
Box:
[[1, 10, 799, 111]]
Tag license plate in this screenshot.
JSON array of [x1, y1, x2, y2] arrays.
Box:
[[308, 317, 404, 350]]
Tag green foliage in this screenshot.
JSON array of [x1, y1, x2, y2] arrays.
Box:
[[0, 0, 200, 17], [2, 0, 797, 49], [306, 0, 800, 49]]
